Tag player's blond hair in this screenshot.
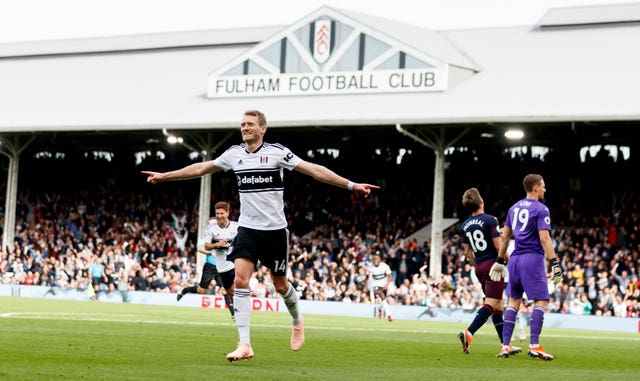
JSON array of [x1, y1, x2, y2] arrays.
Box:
[[244, 110, 266, 126]]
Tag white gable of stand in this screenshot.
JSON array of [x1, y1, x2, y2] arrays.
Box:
[[207, 6, 478, 98]]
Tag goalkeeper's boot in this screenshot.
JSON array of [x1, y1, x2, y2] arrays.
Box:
[[176, 288, 185, 302], [226, 342, 254, 362], [291, 315, 305, 351], [457, 329, 473, 354], [496, 345, 510, 358], [527, 345, 554, 361], [509, 344, 522, 355]]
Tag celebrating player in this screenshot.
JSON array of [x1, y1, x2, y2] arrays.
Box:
[[142, 109, 379, 362]]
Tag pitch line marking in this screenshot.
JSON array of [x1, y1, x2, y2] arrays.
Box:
[[1, 311, 638, 341]]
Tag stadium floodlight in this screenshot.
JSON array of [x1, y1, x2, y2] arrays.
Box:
[[505, 129, 524, 139], [166, 135, 183, 144], [162, 128, 184, 144]]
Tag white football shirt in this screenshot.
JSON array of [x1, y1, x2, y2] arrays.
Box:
[[213, 142, 302, 230], [201, 220, 239, 273], [367, 262, 392, 288]]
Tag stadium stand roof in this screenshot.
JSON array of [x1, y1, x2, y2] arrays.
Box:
[[1, 4, 639, 134], [536, 2, 640, 28], [0, 26, 280, 58]]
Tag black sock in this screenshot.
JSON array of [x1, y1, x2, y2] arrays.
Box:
[[181, 286, 198, 295], [468, 304, 494, 334], [224, 294, 235, 317], [492, 310, 504, 342]]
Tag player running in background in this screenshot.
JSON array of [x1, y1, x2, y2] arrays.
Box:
[[490, 174, 563, 360], [143, 109, 379, 362], [367, 251, 393, 322], [457, 188, 521, 355], [177, 201, 238, 319]]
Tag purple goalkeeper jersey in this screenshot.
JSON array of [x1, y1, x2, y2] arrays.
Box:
[[504, 198, 552, 256]]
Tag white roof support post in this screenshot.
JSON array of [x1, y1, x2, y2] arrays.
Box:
[[396, 124, 470, 279], [180, 131, 234, 283], [0, 135, 35, 252]]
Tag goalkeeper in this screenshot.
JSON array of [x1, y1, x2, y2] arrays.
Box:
[[490, 174, 563, 361], [177, 202, 238, 319]]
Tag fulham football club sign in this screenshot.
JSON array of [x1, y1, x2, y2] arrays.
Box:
[[207, 7, 457, 98]]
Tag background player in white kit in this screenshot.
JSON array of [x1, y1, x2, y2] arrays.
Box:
[[177, 201, 238, 319], [367, 251, 393, 322]]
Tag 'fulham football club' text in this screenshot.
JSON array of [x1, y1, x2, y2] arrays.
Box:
[[208, 68, 447, 97]]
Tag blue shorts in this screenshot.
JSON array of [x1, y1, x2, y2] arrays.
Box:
[[506, 254, 549, 301]]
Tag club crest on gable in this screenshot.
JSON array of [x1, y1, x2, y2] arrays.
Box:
[[312, 19, 332, 64]]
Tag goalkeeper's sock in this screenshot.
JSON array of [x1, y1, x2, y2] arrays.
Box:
[[181, 286, 198, 295], [491, 309, 504, 341], [282, 283, 301, 325], [529, 306, 545, 345], [501, 307, 517, 346], [233, 288, 251, 343], [468, 304, 493, 335]]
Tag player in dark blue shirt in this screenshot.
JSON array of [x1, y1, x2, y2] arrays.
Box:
[[490, 174, 563, 360], [457, 188, 521, 356]]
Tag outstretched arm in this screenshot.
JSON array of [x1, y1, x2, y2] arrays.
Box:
[[141, 161, 221, 184], [294, 160, 380, 197]]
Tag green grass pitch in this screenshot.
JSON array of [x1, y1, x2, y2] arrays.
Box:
[[1, 297, 638, 380]]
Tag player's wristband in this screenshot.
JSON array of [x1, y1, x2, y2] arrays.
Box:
[[496, 257, 506, 265], [347, 181, 354, 191]]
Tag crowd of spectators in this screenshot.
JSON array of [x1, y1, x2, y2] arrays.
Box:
[[1, 182, 638, 319]]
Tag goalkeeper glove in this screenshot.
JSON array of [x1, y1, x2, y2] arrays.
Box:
[[489, 257, 506, 282], [550, 258, 563, 286]]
